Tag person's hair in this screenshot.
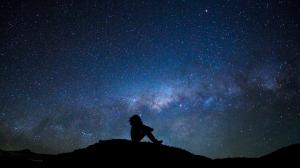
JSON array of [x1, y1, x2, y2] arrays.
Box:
[[129, 114, 143, 126]]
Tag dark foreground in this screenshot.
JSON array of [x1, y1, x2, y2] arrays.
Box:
[[1, 139, 299, 167]]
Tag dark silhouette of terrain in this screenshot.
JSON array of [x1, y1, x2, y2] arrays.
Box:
[[260, 143, 300, 161], [1, 140, 299, 167], [0, 148, 53, 167]]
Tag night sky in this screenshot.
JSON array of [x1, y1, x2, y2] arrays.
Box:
[[0, 0, 300, 158]]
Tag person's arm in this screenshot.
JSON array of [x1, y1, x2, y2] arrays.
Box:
[[142, 125, 154, 132]]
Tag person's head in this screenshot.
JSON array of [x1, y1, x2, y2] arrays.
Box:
[[129, 114, 143, 126]]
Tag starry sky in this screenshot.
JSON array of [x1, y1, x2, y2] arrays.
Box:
[[0, 0, 300, 158]]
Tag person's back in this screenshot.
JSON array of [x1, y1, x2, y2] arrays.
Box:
[[129, 115, 162, 144]]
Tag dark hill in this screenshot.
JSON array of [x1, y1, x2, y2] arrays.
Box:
[[1, 139, 299, 167], [0, 149, 52, 167], [260, 143, 300, 161], [46, 139, 210, 166]]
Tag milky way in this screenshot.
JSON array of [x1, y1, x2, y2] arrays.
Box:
[[0, 0, 300, 158]]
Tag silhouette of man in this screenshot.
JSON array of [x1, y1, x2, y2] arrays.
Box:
[[129, 115, 163, 144]]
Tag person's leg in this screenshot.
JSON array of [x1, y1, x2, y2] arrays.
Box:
[[131, 130, 145, 142], [145, 131, 162, 144]]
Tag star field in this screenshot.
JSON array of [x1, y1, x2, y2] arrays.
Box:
[[0, 0, 299, 158]]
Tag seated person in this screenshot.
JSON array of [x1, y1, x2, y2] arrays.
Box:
[[129, 115, 163, 144]]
